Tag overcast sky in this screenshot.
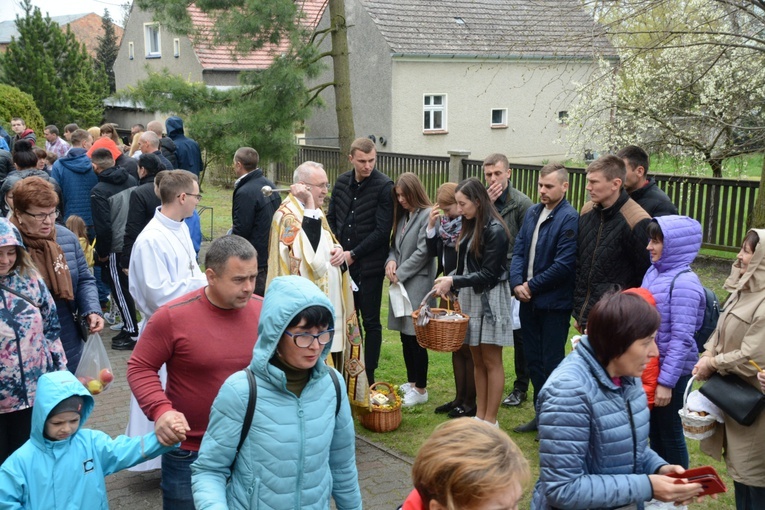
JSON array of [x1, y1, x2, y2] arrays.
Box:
[[1, 0, 130, 25]]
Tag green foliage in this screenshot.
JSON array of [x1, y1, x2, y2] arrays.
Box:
[[0, 0, 109, 127], [0, 84, 44, 137], [96, 9, 120, 93]]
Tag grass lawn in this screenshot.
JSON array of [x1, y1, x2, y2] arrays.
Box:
[[202, 182, 739, 509]]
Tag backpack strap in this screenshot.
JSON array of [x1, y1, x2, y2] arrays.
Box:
[[668, 269, 692, 299], [329, 368, 342, 417], [229, 368, 256, 475], [0, 283, 37, 308]]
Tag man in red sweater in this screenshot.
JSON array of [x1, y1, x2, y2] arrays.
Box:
[[127, 235, 262, 510]]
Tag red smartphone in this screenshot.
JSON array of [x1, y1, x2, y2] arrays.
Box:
[[667, 466, 727, 496]]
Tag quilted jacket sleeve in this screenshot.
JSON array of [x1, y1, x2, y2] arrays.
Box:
[[537, 375, 654, 509], [329, 372, 362, 510], [191, 374, 246, 510], [659, 273, 704, 388]]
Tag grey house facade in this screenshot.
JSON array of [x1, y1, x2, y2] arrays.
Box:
[[305, 0, 616, 163]]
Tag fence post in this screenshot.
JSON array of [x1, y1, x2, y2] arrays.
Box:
[[448, 150, 471, 182]]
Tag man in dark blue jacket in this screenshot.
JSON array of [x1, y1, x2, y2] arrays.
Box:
[[509, 163, 578, 433], [51, 129, 96, 226], [166, 116, 204, 177]]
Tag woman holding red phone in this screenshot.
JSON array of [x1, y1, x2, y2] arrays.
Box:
[[532, 292, 706, 509]]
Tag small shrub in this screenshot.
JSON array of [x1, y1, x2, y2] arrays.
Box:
[[0, 84, 44, 140]]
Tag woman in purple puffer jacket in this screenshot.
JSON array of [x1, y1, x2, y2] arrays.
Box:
[[641, 215, 706, 468]]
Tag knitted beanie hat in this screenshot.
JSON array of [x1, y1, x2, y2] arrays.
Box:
[[49, 395, 85, 418]]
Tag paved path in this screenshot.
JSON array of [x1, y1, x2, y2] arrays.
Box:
[[88, 327, 412, 508]]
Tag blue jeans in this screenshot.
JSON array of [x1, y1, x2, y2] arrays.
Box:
[[161, 448, 197, 510], [519, 304, 571, 408], [649, 373, 690, 468]]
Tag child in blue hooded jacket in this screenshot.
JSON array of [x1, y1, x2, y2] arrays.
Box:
[[0, 370, 177, 509]]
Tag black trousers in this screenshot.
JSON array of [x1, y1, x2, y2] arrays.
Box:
[[100, 253, 138, 335], [0, 407, 33, 465], [401, 333, 428, 389], [512, 327, 530, 393], [352, 273, 384, 383]]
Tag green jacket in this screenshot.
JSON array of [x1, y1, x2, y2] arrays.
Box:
[[495, 181, 532, 265]]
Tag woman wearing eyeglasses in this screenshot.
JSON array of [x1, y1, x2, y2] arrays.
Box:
[[10, 177, 103, 372], [192, 276, 361, 510]]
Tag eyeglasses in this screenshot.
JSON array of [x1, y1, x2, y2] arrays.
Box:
[[284, 329, 334, 348], [22, 210, 59, 221], [303, 181, 331, 191], [177, 192, 203, 201]]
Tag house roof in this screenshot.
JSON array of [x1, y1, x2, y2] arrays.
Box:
[[188, 0, 327, 71], [361, 0, 616, 59]]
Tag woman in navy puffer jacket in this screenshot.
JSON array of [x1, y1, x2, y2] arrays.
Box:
[[641, 216, 705, 468], [532, 292, 705, 509]]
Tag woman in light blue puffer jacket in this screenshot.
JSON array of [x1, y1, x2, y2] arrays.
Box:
[[532, 292, 706, 510], [191, 276, 361, 510]]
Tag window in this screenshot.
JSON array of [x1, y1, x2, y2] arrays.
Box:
[[423, 94, 447, 132], [491, 108, 507, 128], [173, 38, 180, 58], [128, 41, 134, 60], [144, 23, 161, 58], [558, 110, 569, 125]]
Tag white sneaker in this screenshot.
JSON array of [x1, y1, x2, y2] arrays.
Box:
[[400, 382, 413, 394], [402, 388, 428, 407]]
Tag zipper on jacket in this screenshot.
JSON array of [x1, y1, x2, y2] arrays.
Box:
[[577, 211, 604, 322], [626, 398, 637, 473]]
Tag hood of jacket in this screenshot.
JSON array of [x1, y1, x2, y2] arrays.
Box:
[[165, 116, 185, 139], [160, 136, 177, 152], [725, 228, 765, 293], [30, 370, 94, 449], [97, 165, 131, 185], [651, 215, 702, 273], [249, 276, 335, 379], [57, 149, 92, 174]]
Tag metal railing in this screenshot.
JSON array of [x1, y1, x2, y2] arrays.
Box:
[[276, 146, 758, 251]]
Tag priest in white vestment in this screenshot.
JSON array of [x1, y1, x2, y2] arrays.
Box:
[[266, 161, 369, 410]]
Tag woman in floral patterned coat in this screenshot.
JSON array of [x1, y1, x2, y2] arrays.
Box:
[[0, 217, 66, 465]]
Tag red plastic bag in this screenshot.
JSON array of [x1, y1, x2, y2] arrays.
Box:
[[74, 333, 114, 394]]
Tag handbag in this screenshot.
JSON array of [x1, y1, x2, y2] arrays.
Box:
[[699, 373, 765, 426]]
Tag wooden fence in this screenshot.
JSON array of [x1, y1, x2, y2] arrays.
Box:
[[276, 146, 759, 252]]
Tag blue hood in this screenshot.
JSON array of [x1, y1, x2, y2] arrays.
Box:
[[57, 149, 93, 175], [30, 371, 94, 449], [651, 215, 702, 273], [249, 276, 335, 378], [166, 116, 185, 139]]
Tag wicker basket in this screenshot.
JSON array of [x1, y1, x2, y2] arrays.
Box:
[[678, 376, 718, 440], [360, 382, 402, 433], [411, 293, 469, 353]]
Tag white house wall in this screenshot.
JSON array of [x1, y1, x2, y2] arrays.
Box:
[[390, 58, 597, 163]]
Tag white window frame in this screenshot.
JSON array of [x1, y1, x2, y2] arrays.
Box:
[[144, 23, 161, 58], [173, 38, 180, 58], [128, 41, 134, 60], [490, 108, 508, 128], [423, 94, 447, 133]]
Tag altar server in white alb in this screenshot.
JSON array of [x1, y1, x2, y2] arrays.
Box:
[[126, 169, 207, 471]]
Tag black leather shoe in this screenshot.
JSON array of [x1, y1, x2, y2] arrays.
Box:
[[434, 401, 458, 414], [448, 405, 477, 419], [501, 389, 527, 407], [513, 417, 538, 433]]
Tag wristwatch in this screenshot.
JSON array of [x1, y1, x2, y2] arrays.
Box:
[[349, 250, 357, 260]]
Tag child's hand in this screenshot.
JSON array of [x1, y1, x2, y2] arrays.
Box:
[[156, 410, 190, 446]]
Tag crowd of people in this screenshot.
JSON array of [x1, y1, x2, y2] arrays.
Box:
[[0, 116, 762, 510]]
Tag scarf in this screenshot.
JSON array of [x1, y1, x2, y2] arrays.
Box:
[[439, 215, 461, 248], [11, 215, 74, 300]]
